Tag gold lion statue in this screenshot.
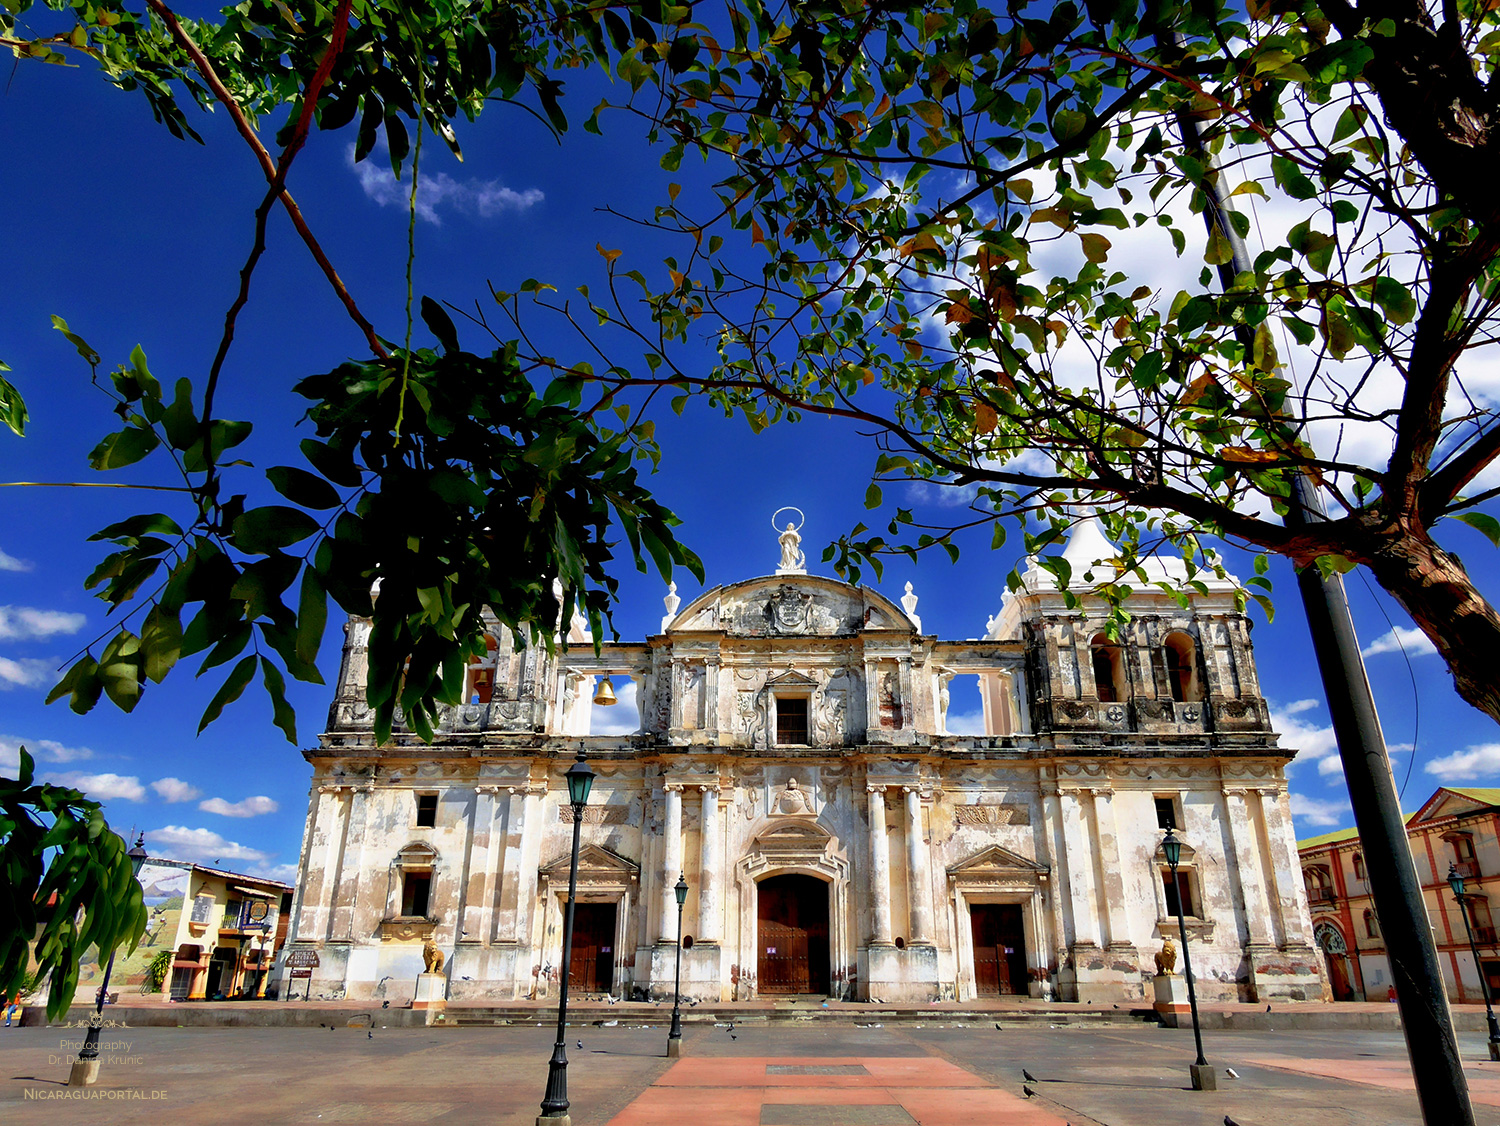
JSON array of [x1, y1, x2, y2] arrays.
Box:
[[422, 939, 445, 975], [1154, 938, 1178, 976]]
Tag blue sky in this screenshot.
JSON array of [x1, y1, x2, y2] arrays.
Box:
[[3, 47, 1499, 883]]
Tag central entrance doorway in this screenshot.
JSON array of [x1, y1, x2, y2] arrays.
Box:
[[757, 874, 830, 994], [970, 903, 1028, 995], [567, 902, 617, 994]]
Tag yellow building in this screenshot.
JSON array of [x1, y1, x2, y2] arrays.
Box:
[[120, 860, 292, 1000]]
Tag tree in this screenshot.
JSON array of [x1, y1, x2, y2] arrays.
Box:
[[0, 749, 147, 1019], [2, 0, 700, 1014], [548, 0, 1500, 726]]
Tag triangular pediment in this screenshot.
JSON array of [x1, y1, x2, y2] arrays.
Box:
[[766, 670, 818, 688], [948, 844, 1048, 876], [540, 843, 639, 878], [1412, 787, 1500, 825]]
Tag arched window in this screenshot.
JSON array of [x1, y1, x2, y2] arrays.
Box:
[[1353, 853, 1366, 881], [464, 634, 499, 703], [1162, 633, 1202, 702], [1090, 634, 1127, 703], [1364, 908, 1380, 938]]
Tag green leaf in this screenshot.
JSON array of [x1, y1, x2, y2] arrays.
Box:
[[296, 565, 328, 667], [1453, 511, 1500, 547], [88, 426, 160, 471], [260, 656, 298, 744], [865, 482, 883, 509], [0, 367, 28, 437], [267, 466, 342, 510], [1372, 277, 1417, 325], [232, 506, 321, 554], [300, 438, 364, 488], [198, 654, 258, 733], [420, 296, 461, 354]]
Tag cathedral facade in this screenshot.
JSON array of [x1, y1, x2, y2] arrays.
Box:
[[276, 520, 1322, 1005]]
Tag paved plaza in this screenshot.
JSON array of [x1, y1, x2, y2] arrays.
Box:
[[6, 1019, 1500, 1125]]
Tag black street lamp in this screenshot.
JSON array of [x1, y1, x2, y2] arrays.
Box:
[[1447, 863, 1500, 1062], [69, 833, 148, 1087], [668, 873, 689, 1058], [1162, 827, 1213, 1091], [538, 752, 595, 1125]]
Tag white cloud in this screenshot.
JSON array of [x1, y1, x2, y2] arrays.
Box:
[[1426, 743, 1500, 783], [43, 771, 146, 802], [1290, 793, 1349, 827], [1360, 626, 1439, 660], [0, 734, 95, 772], [151, 777, 202, 803], [0, 548, 31, 572], [0, 656, 53, 689], [199, 795, 279, 818], [944, 709, 987, 736], [145, 825, 271, 865], [590, 677, 640, 736], [1271, 698, 1339, 770], [0, 605, 86, 641], [247, 862, 299, 884], [348, 145, 543, 226]]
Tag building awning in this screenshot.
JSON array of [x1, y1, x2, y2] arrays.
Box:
[[234, 886, 278, 899]]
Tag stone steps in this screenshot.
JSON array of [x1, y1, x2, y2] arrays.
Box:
[[430, 1005, 1160, 1028]]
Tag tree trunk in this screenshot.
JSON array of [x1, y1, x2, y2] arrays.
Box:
[[1364, 524, 1500, 726]]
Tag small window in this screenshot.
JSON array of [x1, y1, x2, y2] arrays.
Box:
[[402, 871, 432, 917], [1162, 869, 1196, 917], [1155, 796, 1179, 831], [1162, 632, 1201, 702], [224, 900, 243, 928], [1364, 908, 1380, 938], [776, 697, 809, 745], [415, 793, 438, 828], [1353, 853, 1366, 880], [1455, 835, 1477, 863], [1091, 634, 1127, 703]]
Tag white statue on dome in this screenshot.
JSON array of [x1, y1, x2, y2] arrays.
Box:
[[772, 507, 807, 575]]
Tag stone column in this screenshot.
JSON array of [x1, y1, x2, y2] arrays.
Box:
[[1090, 789, 1137, 962], [1058, 789, 1101, 948], [704, 657, 721, 738], [1041, 786, 1071, 960], [464, 787, 503, 943], [301, 785, 350, 942], [1259, 786, 1313, 946], [903, 787, 934, 944], [511, 784, 545, 948], [329, 786, 370, 941], [660, 783, 684, 941], [1223, 787, 1275, 948], [495, 786, 527, 941], [698, 784, 721, 942], [867, 785, 894, 944]]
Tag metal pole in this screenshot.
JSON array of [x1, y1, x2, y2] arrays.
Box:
[[1161, 32, 1474, 1122], [669, 896, 685, 1052], [1454, 889, 1500, 1058], [540, 803, 585, 1120], [67, 953, 117, 1085], [1170, 866, 1207, 1068]]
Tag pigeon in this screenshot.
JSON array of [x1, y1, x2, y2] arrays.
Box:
[[382, 1001, 390, 1009], [1266, 1004, 1272, 1013], [1225, 1067, 1240, 1079], [1225, 1117, 1242, 1126], [1023, 1085, 1036, 1099], [1022, 1069, 1038, 1083], [367, 1031, 372, 1040], [730, 1033, 737, 1040], [577, 1039, 584, 1050]]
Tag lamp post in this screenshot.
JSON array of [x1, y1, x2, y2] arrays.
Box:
[[69, 834, 148, 1087], [1448, 863, 1500, 1062], [668, 873, 689, 1058], [537, 752, 595, 1126], [1162, 827, 1213, 1091]]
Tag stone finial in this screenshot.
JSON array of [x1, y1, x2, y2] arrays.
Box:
[[901, 581, 921, 631], [661, 581, 681, 632]]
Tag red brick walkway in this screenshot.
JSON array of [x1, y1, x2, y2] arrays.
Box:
[[606, 1056, 1070, 1126]]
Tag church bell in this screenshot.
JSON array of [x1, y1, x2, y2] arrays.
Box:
[[592, 675, 618, 706]]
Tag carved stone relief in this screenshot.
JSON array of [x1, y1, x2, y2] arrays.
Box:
[[953, 805, 1032, 827]]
